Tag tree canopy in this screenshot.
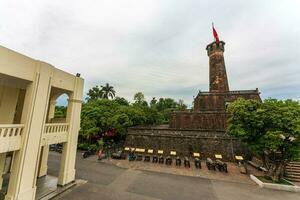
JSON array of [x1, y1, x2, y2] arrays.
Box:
[[86, 83, 116, 101], [79, 87, 187, 148], [227, 98, 300, 181], [101, 83, 116, 99]]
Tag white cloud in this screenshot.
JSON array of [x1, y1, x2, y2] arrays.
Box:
[[0, 0, 299, 105]]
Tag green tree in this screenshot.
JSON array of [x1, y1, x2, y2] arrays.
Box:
[[54, 106, 67, 118], [133, 92, 148, 106], [86, 85, 103, 101], [114, 97, 130, 106], [156, 98, 178, 111], [100, 83, 116, 99], [227, 98, 300, 181], [150, 97, 157, 108]]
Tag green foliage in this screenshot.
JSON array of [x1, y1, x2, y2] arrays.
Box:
[[86, 83, 116, 101], [227, 98, 300, 180], [86, 85, 103, 101], [133, 92, 148, 106], [97, 138, 104, 150], [80, 86, 188, 147], [78, 142, 90, 150], [100, 83, 116, 99], [54, 106, 67, 118], [227, 98, 300, 160], [114, 97, 130, 106]]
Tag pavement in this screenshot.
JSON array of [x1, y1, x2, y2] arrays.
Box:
[[48, 152, 299, 200]]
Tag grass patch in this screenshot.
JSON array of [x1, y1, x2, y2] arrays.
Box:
[[257, 176, 293, 185]]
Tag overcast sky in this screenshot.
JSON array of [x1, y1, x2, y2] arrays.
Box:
[[1, 0, 300, 106]]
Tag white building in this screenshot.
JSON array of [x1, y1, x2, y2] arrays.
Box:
[[0, 46, 84, 200]]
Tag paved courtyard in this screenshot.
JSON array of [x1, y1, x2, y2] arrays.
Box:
[[48, 152, 299, 200]]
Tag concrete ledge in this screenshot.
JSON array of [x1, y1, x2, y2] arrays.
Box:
[[250, 174, 300, 193]]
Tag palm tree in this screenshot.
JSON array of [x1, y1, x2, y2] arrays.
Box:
[[100, 83, 116, 99], [86, 85, 103, 101]]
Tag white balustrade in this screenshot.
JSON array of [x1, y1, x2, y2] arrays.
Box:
[[0, 124, 24, 153], [42, 123, 69, 145]]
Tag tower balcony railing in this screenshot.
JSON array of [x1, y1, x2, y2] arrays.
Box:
[[41, 123, 69, 145], [0, 124, 24, 153]]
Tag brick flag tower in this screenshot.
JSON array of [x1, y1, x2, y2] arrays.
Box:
[[207, 41, 229, 92], [125, 31, 262, 161]]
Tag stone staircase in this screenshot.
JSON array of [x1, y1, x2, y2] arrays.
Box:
[[284, 162, 300, 182]]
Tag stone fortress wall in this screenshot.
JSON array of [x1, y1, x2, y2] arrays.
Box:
[[125, 126, 250, 161]]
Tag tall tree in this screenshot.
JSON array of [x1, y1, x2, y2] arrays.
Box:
[[114, 97, 130, 106], [133, 92, 148, 106], [86, 85, 103, 101], [100, 83, 116, 99], [227, 98, 300, 181], [150, 97, 157, 108]]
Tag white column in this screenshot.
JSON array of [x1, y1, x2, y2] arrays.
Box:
[[37, 100, 56, 178], [37, 146, 49, 178], [5, 63, 52, 200], [57, 77, 83, 186], [47, 100, 57, 123], [0, 153, 6, 189]]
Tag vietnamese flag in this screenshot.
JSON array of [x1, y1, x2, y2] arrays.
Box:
[[212, 23, 219, 43]]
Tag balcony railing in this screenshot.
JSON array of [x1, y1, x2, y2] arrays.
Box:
[[0, 124, 24, 153], [42, 123, 69, 145]]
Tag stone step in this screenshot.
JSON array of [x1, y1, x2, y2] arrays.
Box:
[[284, 174, 300, 178], [285, 167, 300, 172], [285, 171, 300, 176], [289, 161, 300, 164], [285, 174, 300, 180], [286, 164, 300, 169], [286, 162, 300, 167], [285, 176, 300, 182]]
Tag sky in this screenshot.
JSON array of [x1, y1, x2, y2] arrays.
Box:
[[0, 0, 300, 106]]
